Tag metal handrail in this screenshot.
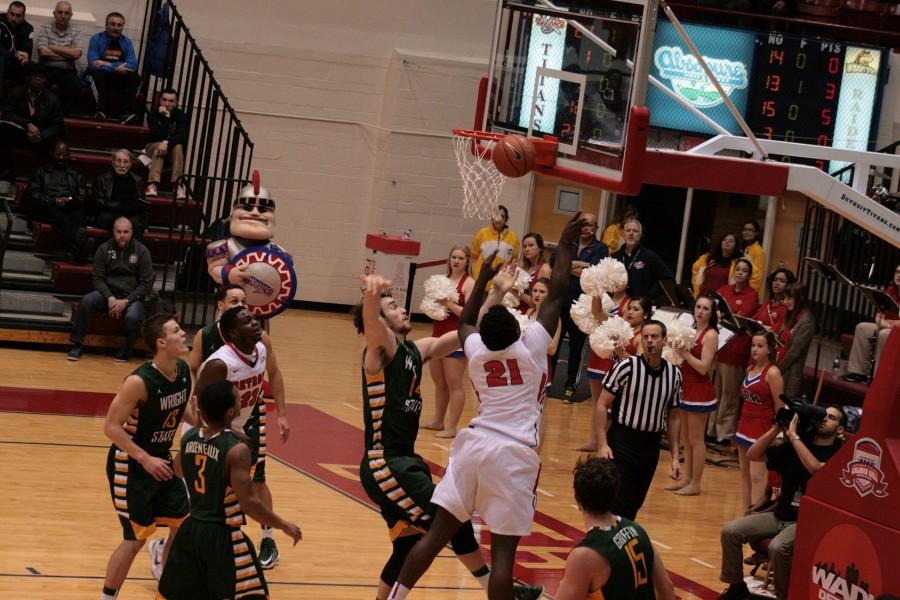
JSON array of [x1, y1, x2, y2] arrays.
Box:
[[136, 0, 255, 327]]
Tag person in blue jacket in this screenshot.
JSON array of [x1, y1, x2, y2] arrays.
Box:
[[86, 11, 139, 122]]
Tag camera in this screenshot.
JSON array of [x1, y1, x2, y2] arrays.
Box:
[[775, 397, 827, 434]]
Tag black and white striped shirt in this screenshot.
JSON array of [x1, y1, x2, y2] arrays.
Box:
[[603, 355, 682, 432]]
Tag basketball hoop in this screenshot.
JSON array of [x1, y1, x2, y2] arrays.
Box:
[[452, 129, 557, 219]]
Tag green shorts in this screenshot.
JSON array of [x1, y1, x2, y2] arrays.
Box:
[[359, 451, 437, 540], [243, 402, 267, 483], [157, 517, 268, 600], [106, 445, 188, 540]]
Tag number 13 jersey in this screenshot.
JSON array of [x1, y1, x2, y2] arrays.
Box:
[[464, 324, 551, 448]]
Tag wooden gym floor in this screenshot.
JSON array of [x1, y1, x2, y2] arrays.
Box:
[[0, 310, 743, 599]]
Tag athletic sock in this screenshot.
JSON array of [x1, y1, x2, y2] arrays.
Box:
[[261, 525, 274, 539], [472, 565, 491, 589], [101, 586, 118, 599], [387, 583, 411, 600]]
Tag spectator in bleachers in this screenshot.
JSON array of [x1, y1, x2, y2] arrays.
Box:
[[144, 87, 188, 199], [470, 204, 519, 278], [28, 139, 94, 263], [600, 202, 638, 254], [0, 63, 63, 183], [92, 149, 147, 238], [36, 1, 83, 116], [691, 232, 738, 296], [740, 220, 766, 293], [776, 282, 815, 400], [612, 218, 672, 301], [0, 1, 33, 97], [843, 263, 900, 383], [86, 11, 139, 123], [67, 216, 152, 362]]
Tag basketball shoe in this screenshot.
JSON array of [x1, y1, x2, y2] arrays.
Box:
[[258, 537, 279, 569], [148, 537, 165, 580], [512, 582, 544, 599]]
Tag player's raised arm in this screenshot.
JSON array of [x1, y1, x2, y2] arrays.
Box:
[[458, 251, 500, 346], [360, 275, 399, 373], [537, 212, 585, 336], [417, 330, 463, 363], [226, 441, 302, 545], [262, 332, 289, 442], [104, 375, 173, 481]]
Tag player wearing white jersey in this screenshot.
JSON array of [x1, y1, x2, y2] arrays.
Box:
[[389, 213, 584, 600], [194, 306, 286, 569]]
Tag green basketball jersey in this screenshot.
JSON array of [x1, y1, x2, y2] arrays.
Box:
[[180, 427, 246, 527], [200, 321, 225, 362], [122, 360, 191, 457], [577, 517, 656, 600], [361, 338, 423, 457]]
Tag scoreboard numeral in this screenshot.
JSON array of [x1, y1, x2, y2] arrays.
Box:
[[769, 50, 784, 65], [817, 134, 830, 146], [797, 80, 804, 94], [761, 100, 776, 117], [784, 129, 795, 142], [788, 105, 800, 121], [820, 108, 832, 126], [825, 82, 836, 100], [765, 74, 781, 92], [795, 52, 807, 69], [763, 126, 773, 140], [828, 56, 841, 74]]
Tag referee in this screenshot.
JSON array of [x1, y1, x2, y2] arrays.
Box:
[[595, 320, 683, 520]]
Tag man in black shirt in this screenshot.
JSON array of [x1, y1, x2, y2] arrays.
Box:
[[92, 149, 147, 238], [0, 64, 63, 183], [717, 405, 845, 600], [28, 140, 94, 263], [611, 218, 672, 302], [0, 1, 33, 95], [144, 88, 189, 199], [68, 216, 152, 362]]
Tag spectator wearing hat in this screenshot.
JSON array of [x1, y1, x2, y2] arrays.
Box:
[[0, 63, 64, 182]]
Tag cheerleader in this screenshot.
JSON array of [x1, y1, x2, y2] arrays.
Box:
[[752, 268, 795, 331], [666, 294, 718, 496], [422, 245, 474, 438], [735, 332, 785, 510], [517, 232, 551, 312], [577, 294, 649, 452]]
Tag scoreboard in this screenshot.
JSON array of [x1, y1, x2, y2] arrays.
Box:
[[748, 34, 845, 168]]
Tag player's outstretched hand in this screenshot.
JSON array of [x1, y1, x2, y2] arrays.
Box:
[[360, 274, 392, 297], [492, 262, 518, 295], [278, 414, 290, 442], [140, 455, 174, 481], [476, 251, 501, 283], [559, 211, 586, 246], [282, 521, 302, 546]]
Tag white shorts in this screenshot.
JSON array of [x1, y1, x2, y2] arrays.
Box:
[[431, 427, 540, 537]]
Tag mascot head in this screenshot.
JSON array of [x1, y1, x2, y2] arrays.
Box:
[[229, 170, 275, 242]]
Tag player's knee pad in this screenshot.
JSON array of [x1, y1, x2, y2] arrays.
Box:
[[450, 520, 480, 556], [380, 534, 421, 585]]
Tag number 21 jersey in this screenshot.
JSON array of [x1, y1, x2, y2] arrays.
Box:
[[464, 324, 551, 448]]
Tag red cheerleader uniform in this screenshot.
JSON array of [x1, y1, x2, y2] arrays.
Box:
[[735, 363, 776, 448], [431, 274, 467, 357], [753, 300, 787, 332], [586, 296, 630, 381], [679, 327, 718, 412]]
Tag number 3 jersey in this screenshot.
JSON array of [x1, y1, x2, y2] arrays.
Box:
[[464, 324, 551, 448], [204, 341, 267, 430], [180, 427, 246, 526], [120, 360, 192, 457]]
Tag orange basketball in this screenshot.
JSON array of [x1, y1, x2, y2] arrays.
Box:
[[492, 135, 536, 177]]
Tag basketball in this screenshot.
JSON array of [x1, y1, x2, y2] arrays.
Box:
[[492, 135, 536, 178]]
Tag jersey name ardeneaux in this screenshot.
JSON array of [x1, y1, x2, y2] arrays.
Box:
[[181, 427, 245, 526], [120, 360, 191, 457]]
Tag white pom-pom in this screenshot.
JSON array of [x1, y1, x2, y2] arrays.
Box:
[[581, 257, 628, 296], [601, 292, 615, 313], [512, 267, 532, 294], [419, 297, 448, 320], [589, 315, 633, 358], [589, 328, 616, 359], [661, 319, 697, 365], [502, 292, 520, 308], [570, 294, 601, 335], [423, 275, 458, 301], [421, 275, 458, 321], [506, 307, 531, 335]]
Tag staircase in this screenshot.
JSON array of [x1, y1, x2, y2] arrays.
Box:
[[0, 0, 254, 349]]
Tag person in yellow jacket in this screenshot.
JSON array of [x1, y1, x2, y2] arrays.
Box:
[[691, 233, 739, 296], [600, 203, 638, 254], [740, 220, 766, 293], [470, 204, 519, 277]]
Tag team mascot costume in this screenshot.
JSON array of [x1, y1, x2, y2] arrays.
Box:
[[205, 170, 297, 319]]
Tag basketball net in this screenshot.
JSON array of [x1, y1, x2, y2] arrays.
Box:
[[452, 131, 506, 220]]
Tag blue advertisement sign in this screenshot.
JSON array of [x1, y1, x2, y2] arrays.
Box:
[[647, 21, 756, 135]]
